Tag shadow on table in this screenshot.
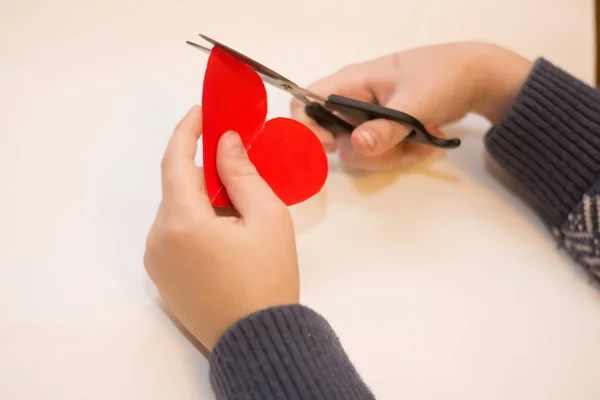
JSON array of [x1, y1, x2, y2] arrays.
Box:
[[290, 119, 543, 232], [442, 120, 547, 226], [332, 126, 464, 197], [289, 186, 329, 234], [287, 153, 456, 234], [155, 301, 211, 359], [346, 147, 459, 196]]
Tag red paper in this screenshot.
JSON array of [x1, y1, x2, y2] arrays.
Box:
[[202, 46, 328, 207]]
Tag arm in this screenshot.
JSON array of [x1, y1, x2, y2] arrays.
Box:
[[209, 60, 600, 397], [485, 58, 600, 278], [291, 43, 600, 280], [144, 107, 374, 400], [210, 305, 374, 400]]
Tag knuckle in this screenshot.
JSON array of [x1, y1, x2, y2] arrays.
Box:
[[190, 104, 203, 115], [144, 224, 161, 255], [248, 192, 289, 221], [337, 62, 360, 75], [160, 152, 171, 173], [143, 250, 154, 276], [162, 219, 202, 245], [230, 161, 259, 179], [290, 96, 303, 110], [373, 119, 405, 143], [391, 51, 403, 70], [269, 201, 292, 221], [174, 105, 202, 131], [304, 62, 363, 94], [143, 232, 160, 277], [380, 119, 398, 135], [145, 231, 158, 254]]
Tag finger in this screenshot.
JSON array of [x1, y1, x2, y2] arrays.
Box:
[[337, 135, 403, 172], [350, 88, 436, 156], [161, 106, 214, 215], [290, 64, 376, 153], [350, 119, 411, 156], [339, 128, 444, 171], [216, 131, 283, 219], [349, 89, 416, 156]]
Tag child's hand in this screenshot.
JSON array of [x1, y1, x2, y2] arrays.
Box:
[[291, 42, 532, 171], [144, 106, 299, 351]]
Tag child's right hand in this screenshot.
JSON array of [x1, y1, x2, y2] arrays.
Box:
[[291, 42, 532, 171]]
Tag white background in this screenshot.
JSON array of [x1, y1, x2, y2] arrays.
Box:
[[1, 0, 599, 399]]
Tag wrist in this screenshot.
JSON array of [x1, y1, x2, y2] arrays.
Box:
[[469, 44, 533, 124], [207, 300, 300, 352]]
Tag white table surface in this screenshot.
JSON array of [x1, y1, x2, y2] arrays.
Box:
[[1, 1, 599, 398]]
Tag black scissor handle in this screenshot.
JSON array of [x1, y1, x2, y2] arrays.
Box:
[[304, 102, 355, 134], [305, 95, 460, 149]]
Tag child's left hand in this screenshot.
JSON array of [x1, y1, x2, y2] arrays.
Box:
[[144, 106, 300, 351]]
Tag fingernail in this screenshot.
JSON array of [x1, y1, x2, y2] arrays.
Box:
[[356, 128, 378, 151], [221, 131, 245, 156]]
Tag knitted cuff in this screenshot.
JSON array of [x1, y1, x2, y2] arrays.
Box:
[[210, 305, 374, 400], [485, 58, 600, 227]]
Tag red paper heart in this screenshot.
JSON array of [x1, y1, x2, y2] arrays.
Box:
[[202, 46, 328, 208]]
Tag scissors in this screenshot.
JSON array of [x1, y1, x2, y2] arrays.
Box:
[[186, 34, 461, 150]]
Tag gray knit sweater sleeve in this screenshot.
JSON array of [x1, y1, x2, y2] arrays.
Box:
[[485, 58, 600, 279], [209, 58, 600, 399], [209, 305, 375, 399]]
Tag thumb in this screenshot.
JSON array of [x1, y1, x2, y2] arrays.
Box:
[[350, 96, 419, 156], [216, 131, 281, 217]]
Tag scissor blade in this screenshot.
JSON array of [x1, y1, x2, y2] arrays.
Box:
[[197, 34, 302, 90], [188, 39, 290, 92], [188, 35, 325, 104], [186, 41, 211, 54]]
